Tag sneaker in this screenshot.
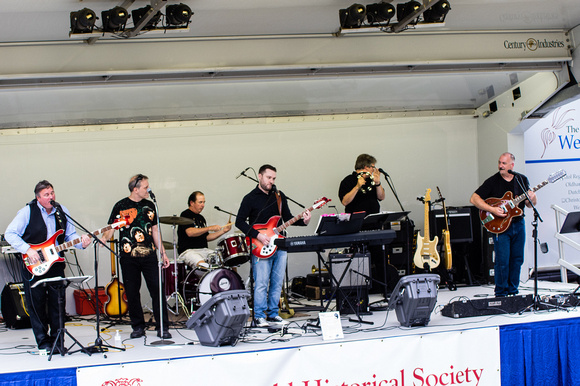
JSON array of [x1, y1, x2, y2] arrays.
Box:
[[255, 317, 269, 327], [130, 328, 146, 339], [267, 315, 289, 325]]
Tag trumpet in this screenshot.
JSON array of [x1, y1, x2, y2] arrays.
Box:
[[357, 171, 375, 193]]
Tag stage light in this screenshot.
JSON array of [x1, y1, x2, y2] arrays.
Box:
[[366, 2, 395, 25], [339, 4, 366, 29], [101, 6, 129, 32], [132, 5, 162, 30], [423, 0, 451, 23], [396, 0, 422, 24], [388, 274, 440, 327], [70, 8, 97, 34], [166, 3, 193, 27]]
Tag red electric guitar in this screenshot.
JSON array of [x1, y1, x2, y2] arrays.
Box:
[[22, 217, 128, 277], [248, 197, 330, 259]]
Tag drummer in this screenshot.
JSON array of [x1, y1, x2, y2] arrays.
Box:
[[177, 191, 231, 269]]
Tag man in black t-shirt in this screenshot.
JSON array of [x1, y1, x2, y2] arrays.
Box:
[[177, 191, 231, 268], [470, 152, 536, 297], [101, 174, 171, 339]]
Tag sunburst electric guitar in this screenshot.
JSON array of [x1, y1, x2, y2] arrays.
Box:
[[479, 169, 566, 234], [413, 189, 440, 270], [249, 197, 330, 259], [22, 217, 128, 277]]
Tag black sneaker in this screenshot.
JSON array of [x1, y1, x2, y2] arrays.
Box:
[[130, 328, 146, 339], [157, 330, 172, 339]]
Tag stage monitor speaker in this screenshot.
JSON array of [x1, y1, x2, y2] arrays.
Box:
[[186, 289, 250, 347], [388, 274, 440, 327], [430, 207, 473, 243], [329, 253, 370, 288], [336, 286, 370, 315], [1, 283, 31, 329]]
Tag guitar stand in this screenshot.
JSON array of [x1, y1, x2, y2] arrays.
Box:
[[32, 276, 92, 361]]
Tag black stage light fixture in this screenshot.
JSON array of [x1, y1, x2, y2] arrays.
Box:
[[70, 8, 97, 34], [166, 3, 193, 27], [132, 5, 162, 30], [396, 0, 422, 24], [423, 0, 451, 23], [366, 2, 396, 25], [101, 6, 130, 33], [339, 4, 366, 29], [388, 274, 440, 327]]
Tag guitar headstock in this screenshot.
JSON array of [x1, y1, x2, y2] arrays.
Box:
[[312, 197, 331, 210], [112, 215, 130, 230], [425, 188, 432, 202], [548, 169, 566, 183], [436, 186, 444, 200]]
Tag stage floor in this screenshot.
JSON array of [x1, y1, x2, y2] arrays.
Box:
[[1, 279, 579, 375]]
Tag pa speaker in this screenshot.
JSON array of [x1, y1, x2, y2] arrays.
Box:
[[388, 274, 440, 327], [1, 283, 31, 329], [186, 289, 250, 347]]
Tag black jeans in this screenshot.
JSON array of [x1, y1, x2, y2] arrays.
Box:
[[22, 262, 65, 348], [120, 253, 168, 331]]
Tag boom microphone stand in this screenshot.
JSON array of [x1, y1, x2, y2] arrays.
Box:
[[50, 201, 124, 353]]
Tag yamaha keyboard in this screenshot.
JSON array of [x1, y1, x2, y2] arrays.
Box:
[[274, 230, 396, 252]]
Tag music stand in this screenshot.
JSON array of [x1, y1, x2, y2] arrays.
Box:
[[362, 211, 410, 231], [553, 208, 580, 283], [32, 275, 92, 361]]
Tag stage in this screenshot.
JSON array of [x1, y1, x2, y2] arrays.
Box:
[[1, 280, 579, 386]]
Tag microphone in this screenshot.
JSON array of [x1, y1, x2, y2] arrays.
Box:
[[147, 188, 156, 200], [50, 200, 61, 208], [507, 170, 522, 176], [236, 167, 250, 179], [214, 206, 221, 211], [270, 184, 277, 194], [378, 168, 389, 177]]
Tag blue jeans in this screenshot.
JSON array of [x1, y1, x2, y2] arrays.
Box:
[[493, 220, 525, 297], [252, 250, 287, 319]]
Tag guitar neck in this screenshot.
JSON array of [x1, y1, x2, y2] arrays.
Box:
[[276, 205, 315, 233], [54, 224, 113, 253], [423, 199, 430, 239], [512, 179, 548, 206]]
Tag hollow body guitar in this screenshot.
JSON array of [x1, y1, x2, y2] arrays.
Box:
[[104, 239, 128, 317], [413, 188, 440, 270]]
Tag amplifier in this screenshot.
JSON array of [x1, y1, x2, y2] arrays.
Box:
[[1, 283, 31, 329], [329, 253, 370, 288], [441, 294, 533, 318]]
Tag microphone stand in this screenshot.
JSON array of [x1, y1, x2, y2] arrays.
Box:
[[51, 203, 124, 353], [378, 170, 406, 214], [149, 194, 174, 346], [214, 206, 237, 217], [239, 173, 305, 209]]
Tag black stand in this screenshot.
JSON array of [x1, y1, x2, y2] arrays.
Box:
[[32, 276, 92, 361], [51, 204, 125, 354]]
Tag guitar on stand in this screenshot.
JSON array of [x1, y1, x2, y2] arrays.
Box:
[[413, 189, 440, 271], [436, 187, 456, 290], [104, 239, 128, 317]]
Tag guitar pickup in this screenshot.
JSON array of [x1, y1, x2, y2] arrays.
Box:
[[481, 213, 494, 224]]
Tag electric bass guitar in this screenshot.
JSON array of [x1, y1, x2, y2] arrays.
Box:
[[249, 197, 330, 259], [413, 188, 441, 270], [479, 169, 566, 234], [104, 239, 128, 317], [437, 187, 453, 271], [22, 217, 128, 277]]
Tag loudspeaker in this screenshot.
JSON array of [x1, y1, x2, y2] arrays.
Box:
[[186, 290, 250, 347], [388, 274, 440, 327], [336, 286, 370, 315], [329, 253, 370, 288], [1, 283, 31, 329]]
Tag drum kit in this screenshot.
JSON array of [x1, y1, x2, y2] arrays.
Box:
[[159, 215, 249, 314]]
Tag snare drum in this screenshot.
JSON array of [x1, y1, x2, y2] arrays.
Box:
[[196, 268, 244, 305], [218, 235, 250, 267]]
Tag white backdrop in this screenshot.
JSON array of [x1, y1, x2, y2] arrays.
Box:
[[0, 114, 478, 309], [523, 99, 580, 277]]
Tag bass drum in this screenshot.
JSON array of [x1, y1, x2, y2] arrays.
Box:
[[196, 268, 244, 305]]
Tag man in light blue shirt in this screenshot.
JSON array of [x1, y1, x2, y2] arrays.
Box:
[[5, 180, 90, 352]]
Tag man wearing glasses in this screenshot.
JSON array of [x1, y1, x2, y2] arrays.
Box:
[[101, 174, 171, 339]]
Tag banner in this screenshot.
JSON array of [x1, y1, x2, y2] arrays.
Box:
[[77, 327, 500, 386], [523, 99, 580, 275]]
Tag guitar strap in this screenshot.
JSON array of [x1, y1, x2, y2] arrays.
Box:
[[275, 191, 285, 236]]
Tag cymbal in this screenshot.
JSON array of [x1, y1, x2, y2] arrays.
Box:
[[163, 241, 174, 250], [159, 216, 194, 226]]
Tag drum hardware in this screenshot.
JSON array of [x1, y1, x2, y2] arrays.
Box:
[[159, 216, 194, 226], [162, 241, 174, 250]]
